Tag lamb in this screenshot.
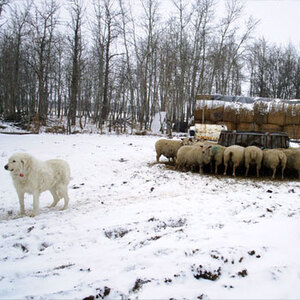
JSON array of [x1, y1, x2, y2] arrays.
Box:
[[223, 145, 245, 176], [263, 149, 287, 179], [244, 146, 263, 177], [175, 144, 212, 174], [155, 139, 183, 162], [278, 148, 300, 179]]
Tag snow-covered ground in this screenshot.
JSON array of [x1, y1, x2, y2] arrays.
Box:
[[0, 133, 300, 299]]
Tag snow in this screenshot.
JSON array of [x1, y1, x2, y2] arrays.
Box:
[[0, 133, 300, 299]]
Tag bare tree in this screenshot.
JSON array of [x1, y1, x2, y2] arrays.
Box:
[[68, 0, 84, 128], [28, 0, 60, 125]]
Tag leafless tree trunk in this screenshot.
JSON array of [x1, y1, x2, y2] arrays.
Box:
[[68, 0, 83, 128]]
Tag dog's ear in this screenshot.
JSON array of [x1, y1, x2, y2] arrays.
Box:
[[20, 156, 29, 173]]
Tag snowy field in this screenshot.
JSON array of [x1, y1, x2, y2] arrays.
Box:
[[0, 133, 300, 299]]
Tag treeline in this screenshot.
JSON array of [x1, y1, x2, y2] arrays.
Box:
[[0, 0, 299, 133]]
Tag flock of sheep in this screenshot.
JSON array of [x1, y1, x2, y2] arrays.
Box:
[[155, 138, 300, 179]]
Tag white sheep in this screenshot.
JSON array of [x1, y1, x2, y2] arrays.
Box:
[[175, 145, 194, 171], [155, 139, 183, 162], [278, 148, 300, 179], [207, 144, 226, 174], [263, 149, 287, 179], [244, 146, 263, 177], [176, 144, 212, 174], [223, 145, 245, 176]]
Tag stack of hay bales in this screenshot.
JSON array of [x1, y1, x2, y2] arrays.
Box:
[[284, 104, 300, 139], [194, 96, 300, 139]]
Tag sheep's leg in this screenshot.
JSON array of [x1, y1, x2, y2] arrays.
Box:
[[256, 165, 260, 178], [223, 162, 228, 175], [281, 166, 285, 179], [245, 164, 249, 177], [215, 163, 218, 174], [156, 154, 160, 162], [199, 165, 204, 175], [271, 167, 276, 179], [232, 165, 236, 177], [49, 189, 60, 208]]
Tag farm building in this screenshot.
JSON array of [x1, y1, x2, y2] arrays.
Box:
[[194, 94, 300, 140]]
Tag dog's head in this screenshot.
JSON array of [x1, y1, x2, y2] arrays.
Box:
[[4, 153, 32, 177]]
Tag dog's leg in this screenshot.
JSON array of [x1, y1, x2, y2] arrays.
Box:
[[17, 190, 25, 215], [30, 192, 40, 217], [60, 186, 69, 210], [49, 189, 60, 208]]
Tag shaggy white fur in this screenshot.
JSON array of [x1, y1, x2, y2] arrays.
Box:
[[4, 153, 70, 217]]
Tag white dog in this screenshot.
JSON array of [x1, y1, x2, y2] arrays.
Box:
[[4, 153, 71, 217]]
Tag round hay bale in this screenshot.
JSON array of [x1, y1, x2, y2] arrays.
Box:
[[237, 122, 256, 131], [284, 125, 300, 140], [210, 106, 224, 122], [268, 103, 286, 126], [285, 104, 300, 125], [223, 106, 237, 123], [194, 109, 204, 123], [237, 108, 254, 123], [259, 123, 283, 132], [254, 102, 268, 125]]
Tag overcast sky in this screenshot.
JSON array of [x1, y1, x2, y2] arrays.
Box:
[[240, 0, 300, 46], [7, 0, 300, 47]]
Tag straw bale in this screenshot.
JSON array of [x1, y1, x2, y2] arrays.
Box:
[[253, 102, 268, 125], [223, 106, 237, 123], [196, 94, 214, 100], [283, 125, 300, 140], [237, 122, 257, 131], [268, 103, 286, 126], [259, 123, 283, 132], [210, 106, 224, 122], [285, 104, 300, 125], [237, 108, 254, 123], [194, 108, 204, 123]]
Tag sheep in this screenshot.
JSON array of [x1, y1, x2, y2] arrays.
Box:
[[244, 146, 263, 177], [207, 144, 226, 174], [155, 139, 183, 163], [175, 144, 212, 174], [175, 146, 194, 171], [263, 149, 287, 179], [223, 145, 245, 176], [278, 148, 300, 179]]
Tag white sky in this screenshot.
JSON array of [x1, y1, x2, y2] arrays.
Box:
[[135, 0, 300, 47], [240, 0, 300, 46], [4, 0, 300, 47]]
